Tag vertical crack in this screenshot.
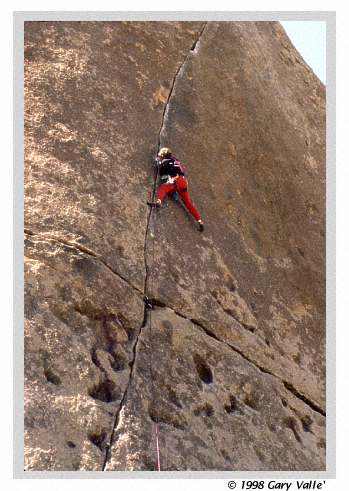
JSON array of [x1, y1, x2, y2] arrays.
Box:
[[145, 21, 208, 296], [101, 304, 148, 470], [190, 22, 207, 52], [102, 24, 208, 471], [158, 21, 208, 148]]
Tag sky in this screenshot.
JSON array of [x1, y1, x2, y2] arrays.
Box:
[[281, 21, 326, 84]]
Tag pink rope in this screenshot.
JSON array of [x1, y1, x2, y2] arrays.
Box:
[[149, 169, 161, 472], [155, 422, 161, 471]]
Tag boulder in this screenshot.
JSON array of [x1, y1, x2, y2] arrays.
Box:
[[24, 21, 325, 471]]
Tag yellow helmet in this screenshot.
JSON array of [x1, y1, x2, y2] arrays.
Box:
[[159, 147, 171, 158]]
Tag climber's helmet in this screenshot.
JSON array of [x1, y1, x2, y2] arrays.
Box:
[[158, 147, 171, 158]]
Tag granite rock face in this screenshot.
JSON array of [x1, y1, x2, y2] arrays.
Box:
[[24, 21, 325, 471]]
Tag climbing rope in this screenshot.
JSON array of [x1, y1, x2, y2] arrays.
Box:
[[147, 157, 161, 471]]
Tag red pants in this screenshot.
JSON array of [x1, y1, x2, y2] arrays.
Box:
[[156, 176, 201, 221]]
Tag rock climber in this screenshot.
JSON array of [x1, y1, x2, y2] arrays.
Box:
[[147, 147, 204, 232]]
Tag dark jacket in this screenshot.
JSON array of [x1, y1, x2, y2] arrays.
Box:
[[157, 155, 185, 178]]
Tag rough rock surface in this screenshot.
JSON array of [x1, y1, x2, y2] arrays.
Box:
[[24, 21, 325, 471]]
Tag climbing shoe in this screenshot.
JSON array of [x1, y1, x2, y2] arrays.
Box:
[[147, 200, 161, 208], [198, 220, 204, 232]]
